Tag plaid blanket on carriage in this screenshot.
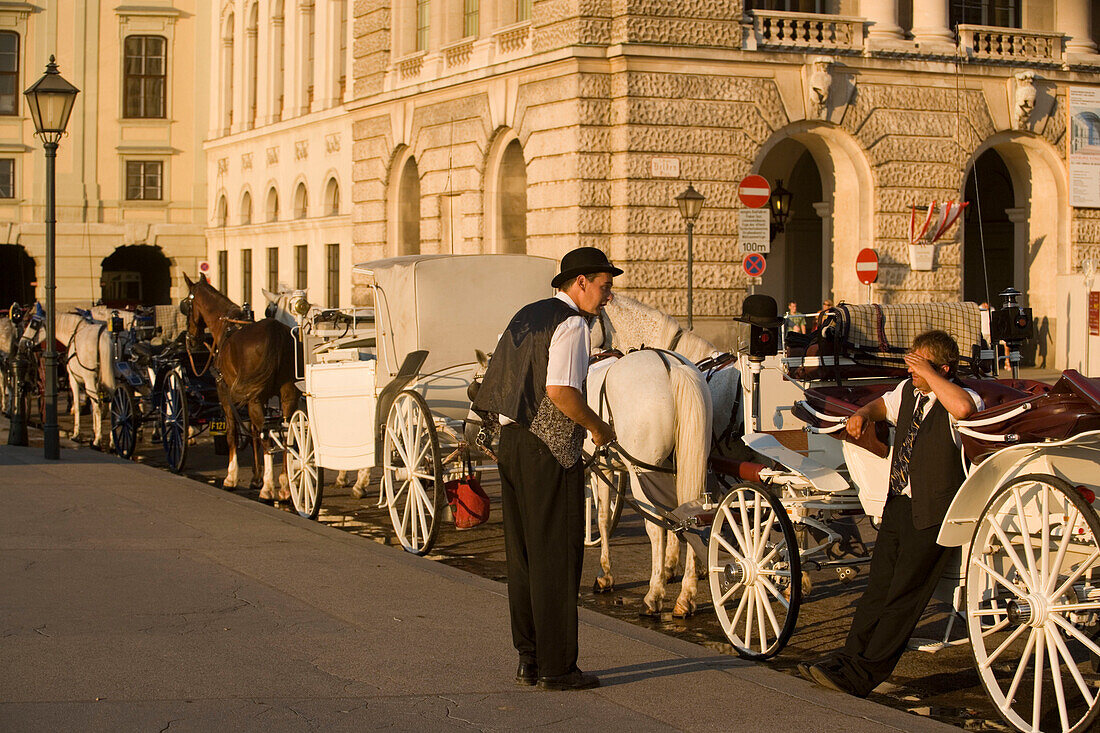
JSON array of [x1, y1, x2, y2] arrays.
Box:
[[828, 302, 983, 366]]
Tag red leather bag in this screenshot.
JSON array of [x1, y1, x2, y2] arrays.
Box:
[[445, 460, 490, 529]]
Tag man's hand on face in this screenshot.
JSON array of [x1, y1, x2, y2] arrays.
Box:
[[904, 351, 938, 381]]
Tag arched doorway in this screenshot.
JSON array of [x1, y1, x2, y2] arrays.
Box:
[[963, 149, 1016, 306], [397, 156, 420, 255], [0, 244, 35, 306], [100, 245, 172, 307], [497, 139, 527, 253]]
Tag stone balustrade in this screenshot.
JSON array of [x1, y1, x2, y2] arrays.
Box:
[[749, 11, 865, 53], [493, 21, 531, 55], [443, 39, 474, 68], [957, 25, 1064, 64], [397, 52, 426, 80]]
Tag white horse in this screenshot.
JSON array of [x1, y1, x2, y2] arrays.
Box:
[[593, 292, 743, 450], [588, 348, 712, 617]]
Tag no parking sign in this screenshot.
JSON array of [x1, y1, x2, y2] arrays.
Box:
[[743, 253, 767, 278]]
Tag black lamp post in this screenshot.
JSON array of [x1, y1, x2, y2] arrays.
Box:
[[674, 183, 705, 330], [25, 56, 80, 460], [769, 179, 792, 240]]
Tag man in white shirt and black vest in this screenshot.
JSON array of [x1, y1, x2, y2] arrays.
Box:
[[472, 247, 619, 691], [801, 329, 983, 697]]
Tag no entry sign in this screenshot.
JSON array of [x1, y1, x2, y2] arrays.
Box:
[[738, 175, 771, 209], [856, 248, 879, 285], [743, 253, 767, 278]]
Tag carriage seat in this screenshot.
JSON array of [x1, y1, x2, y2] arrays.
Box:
[[130, 340, 170, 360], [959, 370, 1100, 464]]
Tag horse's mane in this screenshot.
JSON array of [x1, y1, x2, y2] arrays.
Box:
[[194, 278, 247, 320], [602, 294, 717, 362]]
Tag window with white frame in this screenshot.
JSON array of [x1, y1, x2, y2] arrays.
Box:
[[126, 161, 163, 201], [124, 35, 167, 118], [0, 32, 19, 116]]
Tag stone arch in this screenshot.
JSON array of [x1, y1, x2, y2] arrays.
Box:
[[240, 188, 253, 225], [0, 244, 35, 306], [324, 175, 340, 215], [483, 129, 528, 254], [215, 192, 229, 227], [387, 146, 421, 256], [100, 245, 172, 307], [293, 179, 309, 218], [962, 132, 1068, 366], [754, 122, 874, 308], [265, 185, 279, 222]]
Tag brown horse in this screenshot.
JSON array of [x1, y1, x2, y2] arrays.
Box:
[[182, 273, 300, 500]]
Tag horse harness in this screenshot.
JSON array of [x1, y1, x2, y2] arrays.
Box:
[[594, 346, 680, 475]]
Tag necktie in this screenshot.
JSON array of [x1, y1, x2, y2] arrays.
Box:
[[889, 394, 928, 496]]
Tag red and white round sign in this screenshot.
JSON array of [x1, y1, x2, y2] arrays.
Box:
[[198, 260, 211, 274], [856, 248, 879, 285], [738, 175, 771, 209]]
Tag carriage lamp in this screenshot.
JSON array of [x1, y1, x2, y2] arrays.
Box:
[[769, 179, 792, 238], [675, 183, 705, 331], [25, 55, 80, 460], [290, 290, 311, 317]]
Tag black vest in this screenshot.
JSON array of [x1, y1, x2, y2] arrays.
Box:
[[891, 379, 968, 530], [473, 297, 586, 467]]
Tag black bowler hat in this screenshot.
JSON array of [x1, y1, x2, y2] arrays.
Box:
[[552, 247, 624, 289], [735, 294, 784, 327]]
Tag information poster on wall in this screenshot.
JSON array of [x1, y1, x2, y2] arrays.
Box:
[[1068, 87, 1100, 208], [1090, 291, 1100, 337]]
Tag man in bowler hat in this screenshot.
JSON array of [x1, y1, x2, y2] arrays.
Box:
[[472, 246, 619, 690]]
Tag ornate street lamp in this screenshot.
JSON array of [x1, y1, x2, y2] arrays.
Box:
[[25, 56, 80, 460], [675, 183, 705, 330], [769, 179, 792, 239]]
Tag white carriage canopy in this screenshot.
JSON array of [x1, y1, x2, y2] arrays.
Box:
[[353, 254, 558, 378]]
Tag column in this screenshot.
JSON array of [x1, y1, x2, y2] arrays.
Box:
[[862, 0, 906, 49], [912, 0, 954, 52], [1058, 0, 1098, 57]]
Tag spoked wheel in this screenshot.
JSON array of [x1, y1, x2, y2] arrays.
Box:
[[286, 409, 324, 520], [382, 390, 443, 555], [2, 364, 14, 417], [708, 482, 801, 660], [160, 370, 189, 473], [584, 458, 626, 547], [109, 386, 138, 459], [966, 474, 1100, 733]]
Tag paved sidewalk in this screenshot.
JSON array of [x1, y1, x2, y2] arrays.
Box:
[[0, 443, 958, 732]]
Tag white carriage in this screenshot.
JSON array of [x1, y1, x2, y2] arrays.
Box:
[[281, 254, 557, 555], [705, 300, 1100, 733]]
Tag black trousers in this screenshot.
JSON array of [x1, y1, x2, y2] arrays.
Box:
[[498, 424, 585, 678], [829, 495, 951, 696]]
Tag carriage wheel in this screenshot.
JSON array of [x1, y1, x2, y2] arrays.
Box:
[[382, 390, 443, 555], [708, 483, 801, 660], [584, 461, 625, 547], [286, 409, 324, 520], [965, 474, 1100, 733], [110, 386, 138, 459], [160, 370, 189, 473]]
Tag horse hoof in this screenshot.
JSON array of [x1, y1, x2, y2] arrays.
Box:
[[221, 482, 238, 492], [672, 603, 696, 619], [638, 607, 662, 619], [351, 485, 366, 500], [258, 496, 276, 506], [592, 580, 615, 594]]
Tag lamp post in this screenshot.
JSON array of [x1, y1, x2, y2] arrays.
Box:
[[24, 56, 80, 460], [674, 183, 705, 330], [769, 179, 792, 240]]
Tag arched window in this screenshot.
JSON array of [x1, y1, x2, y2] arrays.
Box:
[[246, 3, 259, 127], [398, 157, 420, 255], [266, 187, 279, 222], [0, 32, 18, 116], [240, 190, 252, 225], [294, 182, 308, 218], [221, 13, 235, 130], [124, 35, 167, 118], [216, 195, 228, 227], [325, 177, 339, 215], [497, 140, 527, 253]]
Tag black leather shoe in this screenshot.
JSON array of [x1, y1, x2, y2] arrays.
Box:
[[536, 669, 600, 691], [808, 663, 861, 696], [515, 661, 538, 686], [795, 662, 815, 683]]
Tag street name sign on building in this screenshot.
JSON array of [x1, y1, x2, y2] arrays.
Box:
[[739, 208, 771, 254], [743, 253, 767, 278], [650, 157, 680, 178], [856, 248, 879, 285], [738, 175, 771, 208]]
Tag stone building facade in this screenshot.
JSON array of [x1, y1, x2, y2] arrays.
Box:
[[0, 2, 211, 310], [204, 0, 355, 310], [345, 0, 1100, 368]]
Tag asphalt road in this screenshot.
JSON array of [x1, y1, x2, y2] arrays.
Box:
[[66, 422, 1015, 732]]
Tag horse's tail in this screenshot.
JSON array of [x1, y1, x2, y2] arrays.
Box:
[[668, 361, 712, 503]]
